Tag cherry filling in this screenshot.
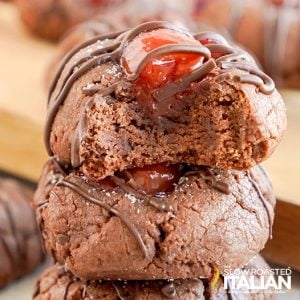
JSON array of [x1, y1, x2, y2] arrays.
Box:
[[92, 164, 183, 196], [121, 28, 206, 113], [120, 164, 184, 195]]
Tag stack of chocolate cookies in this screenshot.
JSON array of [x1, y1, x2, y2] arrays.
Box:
[[33, 21, 286, 299]]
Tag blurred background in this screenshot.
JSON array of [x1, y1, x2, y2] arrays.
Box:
[[0, 0, 299, 299]]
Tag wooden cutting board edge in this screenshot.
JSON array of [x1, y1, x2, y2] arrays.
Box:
[[0, 109, 47, 181]]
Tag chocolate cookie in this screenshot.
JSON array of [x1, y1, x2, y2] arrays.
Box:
[[34, 159, 275, 280], [192, 0, 300, 88], [15, 0, 125, 41], [0, 177, 44, 288], [45, 22, 286, 181], [33, 255, 273, 299]]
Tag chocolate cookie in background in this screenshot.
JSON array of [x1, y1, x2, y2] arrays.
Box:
[[45, 22, 286, 181], [0, 177, 44, 288], [192, 0, 300, 88], [34, 158, 275, 280], [33, 255, 274, 299], [45, 0, 196, 86], [14, 0, 126, 41]]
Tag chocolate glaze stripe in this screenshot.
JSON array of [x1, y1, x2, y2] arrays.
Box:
[[52, 41, 121, 103], [220, 61, 275, 94], [57, 179, 149, 257], [124, 21, 193, 45], [246, 170, 273, 239], [194, 31, 229, 45], [184, 170, 231, 195], [123, 44, 211, 80], [49, 30, 125, 100], [152, 59, 216, 101]]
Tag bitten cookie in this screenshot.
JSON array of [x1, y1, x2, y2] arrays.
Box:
[[0, 177, 44, 288], [15, 0, 125, 41], [45, 22, 286, 181], [33, 255, 274, 299], [34, 159, 275, 280], [192, 0, 300, 88]]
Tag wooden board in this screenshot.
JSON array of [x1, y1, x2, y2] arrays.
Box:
[[0, 1, 299, 273], [0, 2, 53, 181]]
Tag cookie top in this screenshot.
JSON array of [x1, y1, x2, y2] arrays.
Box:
[[0, 177, 44, 288], [45, 21, 286, 180], [34, 159, 275, 280]]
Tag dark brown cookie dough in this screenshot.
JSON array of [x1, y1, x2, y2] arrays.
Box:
[[34, 159, 275, 280], [33, 255, 274, 299], [193, 0, 300, 88], [0, 177, 44, 288], [15, 0, 125, 41], [45, 22, 286, 181]]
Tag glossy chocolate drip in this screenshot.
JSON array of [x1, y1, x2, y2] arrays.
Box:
[[184, 169, 231, 195], [57, 179, 148, 257], [161, 282, 177, 299], [45, 20, 275, 156], [220, 61, 275, 94], [246, 170, 273, 238], [152, 59, 216, 101]]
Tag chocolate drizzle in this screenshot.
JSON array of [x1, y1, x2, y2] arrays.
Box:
[[246, 170, 273, 239], [45, 21, 275, 156], [57, 179, 149, 257], [184, 169, 231, 195], [220, 61, 275, 94]]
